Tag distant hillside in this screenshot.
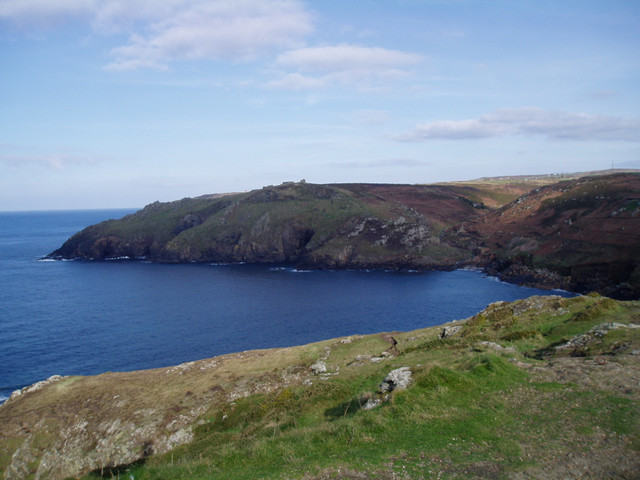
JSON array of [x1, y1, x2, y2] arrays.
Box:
[[461, 173, 640, 299], [47, 172, 640, 299], [48, 181, 496, 269], [2, 294, 638, 479]]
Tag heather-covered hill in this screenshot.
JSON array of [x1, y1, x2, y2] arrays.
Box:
[[462, 173, 640, 299], [47, 172, 640, 298], [48, 181, 501, 269]]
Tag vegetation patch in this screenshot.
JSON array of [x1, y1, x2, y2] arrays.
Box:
[[0, 295, 617, 479]]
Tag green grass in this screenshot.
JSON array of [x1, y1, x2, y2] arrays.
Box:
[[4, 294, 637, 480], [87, 355, 533, 480], [80, 296, 640, 479]]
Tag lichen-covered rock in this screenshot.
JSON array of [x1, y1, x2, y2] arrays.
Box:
[[440, 325, 463, 338], [362, 398, 381, 410], [9, 375, 64, 401], [555, 322, 640, 354], [379, 367, 412, 393]]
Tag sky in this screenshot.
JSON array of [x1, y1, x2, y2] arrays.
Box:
[[1, 0, 639, 210]]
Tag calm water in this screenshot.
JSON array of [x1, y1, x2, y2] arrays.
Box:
[[0, 210, 575, 402]]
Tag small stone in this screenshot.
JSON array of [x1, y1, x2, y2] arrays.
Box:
[[440, 325, 462, 338], [362, 398, 381, 410], [473, 341, 516, 353], [310, 361, 327, 375]]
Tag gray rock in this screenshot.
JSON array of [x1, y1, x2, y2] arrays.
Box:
[[362, 398, 381, 410], [556, 322, 639, 352], [310, 361, 327, 375], [379, 367, 412, 393], [10, 374, 64, 401], [440, 325, 462, 338], [473, 341, 517, 353]]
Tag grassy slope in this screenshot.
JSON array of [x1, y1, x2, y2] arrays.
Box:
[[2, 295, 638, 480], [48, 172, 639, 298], [84, 295, 640, 480], [48, 180, 530, 267]]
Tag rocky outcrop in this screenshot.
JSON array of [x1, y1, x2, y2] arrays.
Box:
[[440, 325, 463, 338], [555, 322, 640, 356], [362, 367, 413, 411], [310, 361, 327, 375], [46, 174, 640, 299]]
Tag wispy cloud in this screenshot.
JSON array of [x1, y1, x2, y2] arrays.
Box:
[[268, 45, 423, 90], [1, 1, 422, 84], [396, 108, 640, 142], [266, 72, 328, 90], [331, 158, 429, 169], [0, 0, 184, 30], [0, 153, 99, 169]]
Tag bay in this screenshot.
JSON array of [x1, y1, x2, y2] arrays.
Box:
[[0, 209, 574, 403]]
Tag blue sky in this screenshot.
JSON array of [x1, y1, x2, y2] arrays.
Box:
[[1, 0, 639, 210]]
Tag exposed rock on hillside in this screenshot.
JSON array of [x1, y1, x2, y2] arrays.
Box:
[[47, 181, 490, 269], [46, 173, 640, 298], [462, 173, 640, 299]]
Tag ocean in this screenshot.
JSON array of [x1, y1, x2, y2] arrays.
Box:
[[0, 209, 575, 403]]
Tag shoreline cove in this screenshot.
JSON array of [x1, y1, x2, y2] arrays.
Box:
[[0, 209, 579, 406]]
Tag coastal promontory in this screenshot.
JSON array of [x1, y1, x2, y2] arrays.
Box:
[[48, 172, 640, 299]]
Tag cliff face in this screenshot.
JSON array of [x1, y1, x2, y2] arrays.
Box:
[[48, 182, 489, 269], [47, 173, 640, 298]]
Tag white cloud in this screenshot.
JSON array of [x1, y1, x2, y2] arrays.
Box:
[[266, 73, 328, 90], [0, 0, 179, 29], [275, 45, 422, 72], [270, 45, 423, 89], [0, 0, 93, 24], [1, 0, 314, 69], [106, 1, 313, 70], [397, 108, 640, 142]]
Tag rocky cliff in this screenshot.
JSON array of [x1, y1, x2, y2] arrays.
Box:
[[47, 181, 488, 269], [47, 172, 640, 299]]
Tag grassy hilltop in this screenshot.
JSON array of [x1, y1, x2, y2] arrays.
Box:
[[48, 172, 640, 299], [1, 294, 639, 479]]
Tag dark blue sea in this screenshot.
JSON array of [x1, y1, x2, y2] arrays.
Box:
[[0, 209, 575, 403]]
